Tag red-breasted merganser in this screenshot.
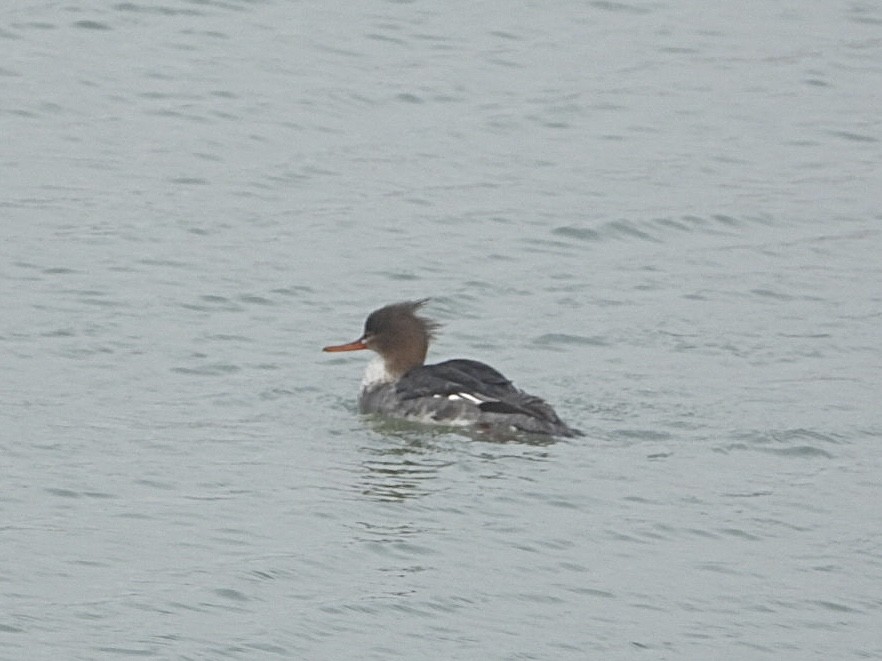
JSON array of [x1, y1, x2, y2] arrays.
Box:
[[323, 300, 582, 437]]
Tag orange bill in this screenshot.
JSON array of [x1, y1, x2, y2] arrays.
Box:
[[322, 339, 368, 352]]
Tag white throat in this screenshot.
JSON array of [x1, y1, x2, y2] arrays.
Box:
[[361, 357, 395, 390]]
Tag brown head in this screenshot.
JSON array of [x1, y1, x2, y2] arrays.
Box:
[[323, 299, 441, 378]]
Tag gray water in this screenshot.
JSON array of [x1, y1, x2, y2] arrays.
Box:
[[3, 1, 882, 659]]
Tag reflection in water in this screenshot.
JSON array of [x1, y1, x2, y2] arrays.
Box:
[[357, 417, 558, 501], [357, 426, 451, 502], [359, 455, 445, 502]]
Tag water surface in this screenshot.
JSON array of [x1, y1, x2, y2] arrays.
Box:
[[3, 1, 881, 659]]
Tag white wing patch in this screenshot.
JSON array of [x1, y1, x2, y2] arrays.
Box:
[[433, 392, 493, 405]]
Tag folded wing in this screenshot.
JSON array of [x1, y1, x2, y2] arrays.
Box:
[[397, 359, 567, 426]]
